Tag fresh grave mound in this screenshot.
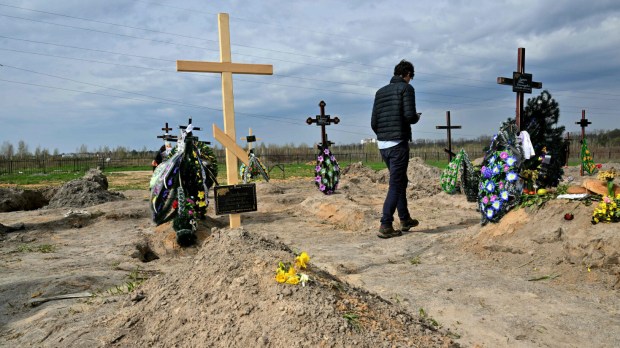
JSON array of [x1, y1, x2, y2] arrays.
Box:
[[466, 199, 620, 286], [341, 161, 387, 184], [104, 229, 458, 348], [47, 169, 124, 209], [405, 157, 443, 198]]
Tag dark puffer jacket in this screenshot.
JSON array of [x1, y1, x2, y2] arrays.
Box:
[[371, 76, 419, 141]]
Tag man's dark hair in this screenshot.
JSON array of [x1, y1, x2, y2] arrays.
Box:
[[394, 59, 414, 78]]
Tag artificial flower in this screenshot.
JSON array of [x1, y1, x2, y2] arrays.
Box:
[[492, 200, 501, 211], [500, 191, 509, 201], [506, 157, 516, 166], [197, 191, 205, 199], [295, 252, 310, 269], [486, 209, 494, 219], [485, 181, 495, 192], [506, 172, 517, 181], [299, 273, 309, 287]]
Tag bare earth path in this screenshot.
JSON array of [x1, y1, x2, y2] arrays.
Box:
[[1, 164, 619, 347]]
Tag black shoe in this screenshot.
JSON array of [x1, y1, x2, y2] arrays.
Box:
[[377, 225, 402, 239], [400, 217, 419, 232]]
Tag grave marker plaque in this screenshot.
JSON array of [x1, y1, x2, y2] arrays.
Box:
[[214, 184, 257, 215]]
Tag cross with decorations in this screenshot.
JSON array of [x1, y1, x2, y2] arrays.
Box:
[[435, 111, 461, 162], [576, 109, 592, 176], [497, 47, 543, 131], [306, 100, 340, 148], [176, 13, 273, 228]]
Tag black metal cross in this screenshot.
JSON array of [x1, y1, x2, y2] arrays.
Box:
[[157, 122, 178, 142], [497, 47, 543, 131], [179, 117, 211, 144], [435, 111, 461, 162], [576, 110, 592, 176], [306, 100, 340, 147]]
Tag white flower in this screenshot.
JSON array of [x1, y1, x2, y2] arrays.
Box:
[[299, 273, 309, 287]]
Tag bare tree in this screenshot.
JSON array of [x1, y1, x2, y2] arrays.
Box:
[[16, 140, 29, 158], [0, 141, 14, 158]]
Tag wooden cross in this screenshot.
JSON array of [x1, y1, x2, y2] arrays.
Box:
[[306, 100, 340, 148], [176, 13, 273, 228], [576, 109, 592, 176], [435, 111, 461, 162], [240, 128, 262, 152], [157, 122, 177, 142], [497, 47, 543, 131]]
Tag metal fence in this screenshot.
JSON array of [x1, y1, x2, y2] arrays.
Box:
[[1, 149, 619, 176]]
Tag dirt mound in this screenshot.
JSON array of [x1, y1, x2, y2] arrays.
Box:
[[406, 157, 443, 199], [103, 229, 458, 348], [47, 170, 124, 209]]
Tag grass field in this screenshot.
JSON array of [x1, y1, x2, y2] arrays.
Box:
[[0, 158, 587, 189]]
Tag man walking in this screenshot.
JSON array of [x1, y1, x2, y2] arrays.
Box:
[[371, 59, 420, 238]]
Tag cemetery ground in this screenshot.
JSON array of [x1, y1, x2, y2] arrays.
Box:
[[0, 160, 619, 347]]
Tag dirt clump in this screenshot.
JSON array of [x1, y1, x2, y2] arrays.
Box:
[[47, 169, 124, 209]]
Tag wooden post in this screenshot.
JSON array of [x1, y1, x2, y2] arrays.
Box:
[[435, 111, 461, 162], [497, 48, 542, 131], [176, 13, 273, 228], [575, 109, 592, 176]]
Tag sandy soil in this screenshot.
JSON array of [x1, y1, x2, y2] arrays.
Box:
[[0, 162, 619, 347]]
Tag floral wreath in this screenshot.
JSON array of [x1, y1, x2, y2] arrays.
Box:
[[440, 149, 465, 193], [440, 149, 479, 202], [478, 121, 524, 224], [314, 146, 340, 195], [239, 150, 269, 183], [150, 132, 216, 246], [580, 139, 596, 175]]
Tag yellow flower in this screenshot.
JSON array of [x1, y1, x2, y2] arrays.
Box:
[[286, 276, 300, 285], [198, 200, 206, 207], [198, 191, 205, 199], [295, 252, 310, 269], [275, 272, 287, 283], [286, 266, 297, 277]]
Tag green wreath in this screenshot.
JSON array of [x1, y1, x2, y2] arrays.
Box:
[[314, 146, 340, 195]]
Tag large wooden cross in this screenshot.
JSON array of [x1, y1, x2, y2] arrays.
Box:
[[497, 47, 542, 131], [576, 109, 592, 176], [435, 111, 461, 162], [176, 13, 273, 228], [306, 101, 340, 148]]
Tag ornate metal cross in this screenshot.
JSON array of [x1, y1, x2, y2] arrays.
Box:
[[497, 47, 543, 131], [306, 100, 340, 148]]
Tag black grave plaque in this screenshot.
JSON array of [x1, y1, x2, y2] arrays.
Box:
[[214, 183, 257, 215], [246, 135, 256, 142], [512, 72, 533, 93]]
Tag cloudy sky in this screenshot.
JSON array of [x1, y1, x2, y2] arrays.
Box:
[[1, 0, 619, 153]]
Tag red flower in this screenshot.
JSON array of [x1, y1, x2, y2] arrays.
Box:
[[172, 200, 178, 209], [564, 213, 574, 221], [596, 163, 603, 169]]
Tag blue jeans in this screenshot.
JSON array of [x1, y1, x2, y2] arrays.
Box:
[[380, 141, 411, 226]]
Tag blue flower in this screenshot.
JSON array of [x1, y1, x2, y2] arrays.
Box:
[[506, 156, 516, 166], [500, 190, 509, 201], [492, 200, 502, 211], [489, 156, 496, 164], [485, 181, 495, 192], [492, 165, 501, 175], [506, 172, 517, 182], [486, 209, 494, 219], [482, 167, 493, 179]]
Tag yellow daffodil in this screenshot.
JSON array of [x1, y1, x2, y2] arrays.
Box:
[[295, 252, 310, 269], [275, 272, 287, 283], [286, 266, 297, 277], [198, 191, 205, 199], [198, 200, 206, 207], [286, 276, 300, 285]]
